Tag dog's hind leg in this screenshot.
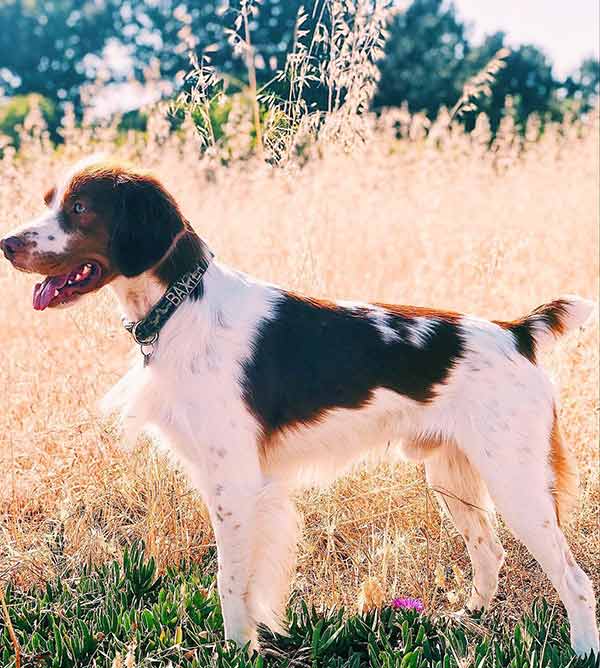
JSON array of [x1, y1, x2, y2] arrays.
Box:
[[425, 444, 505, 611], [460, 409, 598, 657]]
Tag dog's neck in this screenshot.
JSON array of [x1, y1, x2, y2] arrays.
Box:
[[110, 228, 212, 323], [111, 271, 166, 323]]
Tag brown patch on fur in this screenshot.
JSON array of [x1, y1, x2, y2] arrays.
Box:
[[376, 303, 461, 321], [25, 207, 115, 285], [44, 186, 56, 206], [62, 163, 188, 278], [528, 300, 569, 336], [548, 408, 579, 526]]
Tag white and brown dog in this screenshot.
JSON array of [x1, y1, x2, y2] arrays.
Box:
[[1, 160, 597, 656]]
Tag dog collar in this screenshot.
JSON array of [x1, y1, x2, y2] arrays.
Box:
[[123, 250, 213, 365]]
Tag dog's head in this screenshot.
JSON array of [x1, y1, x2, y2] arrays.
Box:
[[0, 160, 187, 310]]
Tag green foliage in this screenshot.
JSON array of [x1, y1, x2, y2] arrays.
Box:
[[0, 545, 597, 667], [460, 33, 562, 132], [119, 109, 148, 133], [374, 0, 468, 115], [114, 0, 302, 84], [563, 58, 600, 113], [0, 94, 57, 146], [0, 0, 115, 106]]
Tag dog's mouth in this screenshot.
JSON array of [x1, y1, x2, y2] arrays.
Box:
[[33, 261, 103, 310]]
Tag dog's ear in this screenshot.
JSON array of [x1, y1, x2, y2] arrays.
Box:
[[110, 173, 184, 278], [44, 186, 56, 207]]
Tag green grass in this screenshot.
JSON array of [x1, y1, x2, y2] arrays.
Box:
[[0, 545, 597, 667]]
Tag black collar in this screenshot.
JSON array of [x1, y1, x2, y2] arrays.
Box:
[[123, 250, 213, 364]]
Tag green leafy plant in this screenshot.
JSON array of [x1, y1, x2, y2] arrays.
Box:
[[0, 546, 596, 667]]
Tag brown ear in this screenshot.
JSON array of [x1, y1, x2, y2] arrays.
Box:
[[110, 174, 185, 278], [44, 187, 56, 207]]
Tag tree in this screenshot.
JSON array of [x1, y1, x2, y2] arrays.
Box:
[[373, 0, 469, 114], [0, 0, 115, 106], [460, 32, 561, 131], [563, 57, 600, 113], [111, 0, 303, 84]]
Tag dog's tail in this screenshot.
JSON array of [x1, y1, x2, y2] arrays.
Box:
[[496, 295, 595, 363]]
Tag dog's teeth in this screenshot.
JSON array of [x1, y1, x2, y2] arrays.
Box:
[[67, 279, 73, 285], [54, 289, 59, 297]]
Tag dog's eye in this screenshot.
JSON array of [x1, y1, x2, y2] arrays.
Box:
[[73, 201, 86, 214]]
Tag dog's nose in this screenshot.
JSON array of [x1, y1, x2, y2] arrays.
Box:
[[0, 236, 25, 259]]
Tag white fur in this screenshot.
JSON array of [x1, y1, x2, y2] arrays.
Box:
[[11, 210, 71, 256], [407, 316, 438, 348], [262, 387, 423, 486], [102, 265, 598, 657], [370, 308, 401, 344], [338, 301, 402, 343]]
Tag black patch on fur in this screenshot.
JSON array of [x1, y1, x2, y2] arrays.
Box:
[[495, 299, 569, 364], [242, 295, 465, 439], [110, 176, 186, 278], [107, 175, 211, 290], [506, 322, 537, 363], [156, 229, 212, 300]]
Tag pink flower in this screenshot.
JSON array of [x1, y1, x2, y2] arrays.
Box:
[[391, 597, 424, 612]]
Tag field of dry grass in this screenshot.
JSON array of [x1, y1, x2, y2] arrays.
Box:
[[0, 109, 598, 628]]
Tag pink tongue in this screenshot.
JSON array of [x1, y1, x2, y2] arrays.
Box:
[[33, 274, 69, 311]]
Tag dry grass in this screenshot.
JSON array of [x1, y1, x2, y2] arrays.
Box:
[[0, 106, 598, 627]]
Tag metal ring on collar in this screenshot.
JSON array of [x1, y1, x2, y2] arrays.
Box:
[[130, 321, 159, 346]]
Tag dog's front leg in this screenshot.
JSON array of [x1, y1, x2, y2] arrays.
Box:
[[187, 427, 267, 653], [208, 480, 261, 651], [176, 406, 265, 650]]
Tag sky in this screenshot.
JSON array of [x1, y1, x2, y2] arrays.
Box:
[[452, 0, 599, 77]]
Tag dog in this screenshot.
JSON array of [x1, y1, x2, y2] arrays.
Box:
[[1, 160, 597, 657]]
